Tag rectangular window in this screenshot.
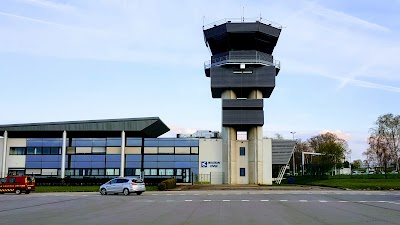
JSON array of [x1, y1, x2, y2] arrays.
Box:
[[135, 169, 141, 176], [166, 169, 174, 176], [50, 147, 60, 155], [240, 147, 245, 156], [240, 168, 245, 177], [159, 169, 166, 175], [150, 169, 157, 175], [144, 169, 150, 176], [10, 147, 26, 155], [42, 147, 51, 155]]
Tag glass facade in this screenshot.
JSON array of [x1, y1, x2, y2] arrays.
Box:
[[17, 137, 199, 182]]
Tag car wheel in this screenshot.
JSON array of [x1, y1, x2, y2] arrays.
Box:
[[136, 192, 143, 195], [123, 188, 130, 196], [25, 191, 30, 194], [15, 189, 21, 195], [100, 188, 107, 195]]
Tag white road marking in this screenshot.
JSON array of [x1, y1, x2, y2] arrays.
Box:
[[299, 200, 308, 202], [319, 200, 327, 203], [152, 194, 158, 195], [204, 200, 211, 202], [185, 200, 192, 202], [223, 200, 230, 202], [242, 200, 249, 202], [180, 194, 186, 195], [280, 200, 288, 202], [260, 200, 269, 202]]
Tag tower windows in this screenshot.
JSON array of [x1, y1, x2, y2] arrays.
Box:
[[240, 147, 245, 156]]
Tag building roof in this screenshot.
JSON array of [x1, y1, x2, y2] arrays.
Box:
[[0, 117, 170, 138]]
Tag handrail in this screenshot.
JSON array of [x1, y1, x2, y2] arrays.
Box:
[[204, 52, 281, 69], [203, 17, 282, 30]]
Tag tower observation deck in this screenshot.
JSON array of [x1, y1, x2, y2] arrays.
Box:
[[203, 18, 282, 184]]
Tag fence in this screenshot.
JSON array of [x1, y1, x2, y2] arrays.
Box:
[[193, 172, 224, 185]]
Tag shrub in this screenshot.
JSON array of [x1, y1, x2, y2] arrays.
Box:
[[158, 178, 177, 191], [158, 182, 166, 191]]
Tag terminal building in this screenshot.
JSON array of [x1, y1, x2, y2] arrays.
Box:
[[0, 18, 295, 185]]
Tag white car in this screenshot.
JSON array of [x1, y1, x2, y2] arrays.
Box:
[[100, 177, 145, 196]]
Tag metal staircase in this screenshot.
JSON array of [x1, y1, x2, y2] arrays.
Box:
[[275, 164, 288, 185]]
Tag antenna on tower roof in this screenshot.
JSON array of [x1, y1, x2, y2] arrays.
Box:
[[242, 6, 245, 22]]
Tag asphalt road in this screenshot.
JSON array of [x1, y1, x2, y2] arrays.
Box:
[[0, 190, 400, 225]]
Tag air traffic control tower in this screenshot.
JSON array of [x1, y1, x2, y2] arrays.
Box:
[[203, 18, 282, 184]]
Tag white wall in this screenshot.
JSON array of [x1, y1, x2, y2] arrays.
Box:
[[199, 139, 223, 184], [7, 155, 26, 168], [262, 139, 272, 185], [235, 140, 249, 184], [8, 138, 26, 147]]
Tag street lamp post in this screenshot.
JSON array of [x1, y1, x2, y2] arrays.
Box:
[[290, 131, 296, 175]]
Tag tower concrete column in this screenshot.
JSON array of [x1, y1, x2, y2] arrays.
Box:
[[248, 90, 263, 184], [120, 131, 126, 177], [221, 90, 237, 184], [61, 131, 67, 179], [1, 131, 7, 178]]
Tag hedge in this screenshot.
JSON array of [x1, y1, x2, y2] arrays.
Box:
[[158, 178, 177, 191]]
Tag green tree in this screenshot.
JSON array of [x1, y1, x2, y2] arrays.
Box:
[[307, 132, 348, 173], [351, 159, 362, 170]]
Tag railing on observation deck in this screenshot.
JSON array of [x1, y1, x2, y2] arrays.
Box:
[[203, 17, 283, 30], [204, 51, 281, 70]]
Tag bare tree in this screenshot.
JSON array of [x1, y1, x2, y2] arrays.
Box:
[[370, 113, 400, 171]]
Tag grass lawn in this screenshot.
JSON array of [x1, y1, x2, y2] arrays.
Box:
[[307, 179, 400, 190], [35, 186, 158, 192]]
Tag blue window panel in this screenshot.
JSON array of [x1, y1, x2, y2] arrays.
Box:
[[158, 140, 175, 147], [26, 155, 42, 162], [175, 155, 191, 162], [74, 162, 91, 168], [143, 161, 157, 168], [106, 154, 121, 162], [26, 138, 43, 147], [91, 155, 106, 161], [106, 138, 121, 147], [190, 139, 199, 147], [190, 162, 198, 168], [158, 155, 174, 162], [191, 168, 199, 175], [25, 161, 41, 168], [42, 138, 62, 147], [174, 162, 191, 168], [190, 155, 199, 162], [126, 138, 142, 147], [91, 162, 105, 168], [126, 161, 141, 168], [42, 161, 59, 168], [106, 161, 120, 168], [126, 154, 141, 162], [144, 155, 157, 161], [41, 155, 60, 162], [72, 138, 92, 147], [174, 139, 191, 147], [74, 155, 92, 162], [158, 162, 175, 168], [144, 138, 158, 147], [92, 138, 106, 147]]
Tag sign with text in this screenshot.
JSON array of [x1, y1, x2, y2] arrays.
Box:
[[201, 161, 220, 168]]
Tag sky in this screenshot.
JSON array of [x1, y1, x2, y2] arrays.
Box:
[[0, 0, 399, 162]]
